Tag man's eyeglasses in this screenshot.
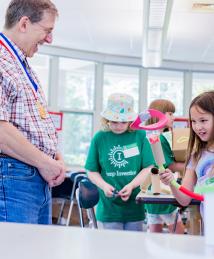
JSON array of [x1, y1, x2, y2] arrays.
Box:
[[35, 22, 53, 36]]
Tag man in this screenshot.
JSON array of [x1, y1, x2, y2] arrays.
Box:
[[0, 0, 66, 224]]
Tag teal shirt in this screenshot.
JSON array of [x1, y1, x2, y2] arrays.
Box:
[[85, 130, 154, 222], [145, 134, 176, 215]]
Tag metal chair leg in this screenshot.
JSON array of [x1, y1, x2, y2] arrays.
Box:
[[66, 173, 86, 226], [173, 208, 180, 233], [66, 200, 74, 226], [76, 188, 85, 227], [87, 208, 98, 229], [57, 199, 66, 225]]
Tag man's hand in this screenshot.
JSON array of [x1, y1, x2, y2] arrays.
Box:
[[38, 158, 66, 187]]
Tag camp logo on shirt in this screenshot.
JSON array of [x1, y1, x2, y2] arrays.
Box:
[[108, 145, 128, 168]]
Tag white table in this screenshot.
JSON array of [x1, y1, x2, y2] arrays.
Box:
[[0, 222, 213, 259]]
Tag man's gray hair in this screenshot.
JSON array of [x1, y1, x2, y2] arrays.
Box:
[[4, 0, 58, 29]]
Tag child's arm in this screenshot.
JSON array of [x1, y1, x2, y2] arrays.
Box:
[[168, 161, 184, 174], [87, 171, 115, 197], [118, 166, 153, 201], [160, 168, 197, 206]]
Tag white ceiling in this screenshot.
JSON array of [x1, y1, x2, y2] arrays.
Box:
[[1, 0, 214, 66]]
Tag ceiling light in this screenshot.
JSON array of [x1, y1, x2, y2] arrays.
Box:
[[192, 3, 214, 12], [142, 0, 173, 68]]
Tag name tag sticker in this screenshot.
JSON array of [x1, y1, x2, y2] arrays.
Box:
[[123, 143, 140, 158]]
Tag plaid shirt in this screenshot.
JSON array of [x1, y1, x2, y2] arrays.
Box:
[[0, 37, 58, 157]]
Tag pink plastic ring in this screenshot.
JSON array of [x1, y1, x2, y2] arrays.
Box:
[[130, 109, 168, 130]]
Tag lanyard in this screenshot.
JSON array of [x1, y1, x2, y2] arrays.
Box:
[[0, 32, 38, 97]]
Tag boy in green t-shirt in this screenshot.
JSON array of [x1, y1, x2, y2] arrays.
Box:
[[145, 99, 184, 234], [85, 93, 154, 231]]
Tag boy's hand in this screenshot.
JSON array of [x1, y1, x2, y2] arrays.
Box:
[[159, 168, 174, 186]]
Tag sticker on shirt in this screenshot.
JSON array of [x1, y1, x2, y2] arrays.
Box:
[[123, 143, 140, 158]]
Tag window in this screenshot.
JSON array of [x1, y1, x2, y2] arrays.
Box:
[[58, 58, 95, 110], [103, 65, 139, 112], [62, 113, 93, 167], [148, 69, 184, 115], [28, 54, 50, 101], [192, 72, 214, 98], [59, 58, 95, 167]]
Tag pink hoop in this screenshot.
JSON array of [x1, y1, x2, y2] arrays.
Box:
[[130, 109, 168, 131]]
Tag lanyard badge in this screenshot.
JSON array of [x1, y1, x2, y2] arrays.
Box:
[[0, 33, 46, 119]]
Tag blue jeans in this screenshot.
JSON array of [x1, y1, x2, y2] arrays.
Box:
[[97, 221, 144, 231], [0, 157, 51, 224]]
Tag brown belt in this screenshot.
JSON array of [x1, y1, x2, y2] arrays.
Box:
[[0, 153, 54, 159], [0, 153, 10, 158]]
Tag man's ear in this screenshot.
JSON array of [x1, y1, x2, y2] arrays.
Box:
[[18, 16, 30, 32]]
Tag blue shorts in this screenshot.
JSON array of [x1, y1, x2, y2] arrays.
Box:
[[97, 221, 144, 231], [0, 157, 51, 224], [147, 210, 181, 225]]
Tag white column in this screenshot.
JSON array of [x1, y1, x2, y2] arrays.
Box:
[[139, 67, 148, 112], [183, 71, 192, 116], [48, 56, 59, 111], [93, 62, 104, 134]]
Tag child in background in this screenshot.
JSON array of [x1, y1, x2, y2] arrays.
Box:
[[160, 91, 214, 220], [85, 93, 155, 231], [145, 99, 185, 233]]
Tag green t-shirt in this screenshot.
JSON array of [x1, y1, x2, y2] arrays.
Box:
[[145, 134, 176, 215], [85, 130, 155, 222]]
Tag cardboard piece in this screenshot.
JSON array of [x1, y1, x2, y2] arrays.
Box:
[[172, 128, 190, 162]]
